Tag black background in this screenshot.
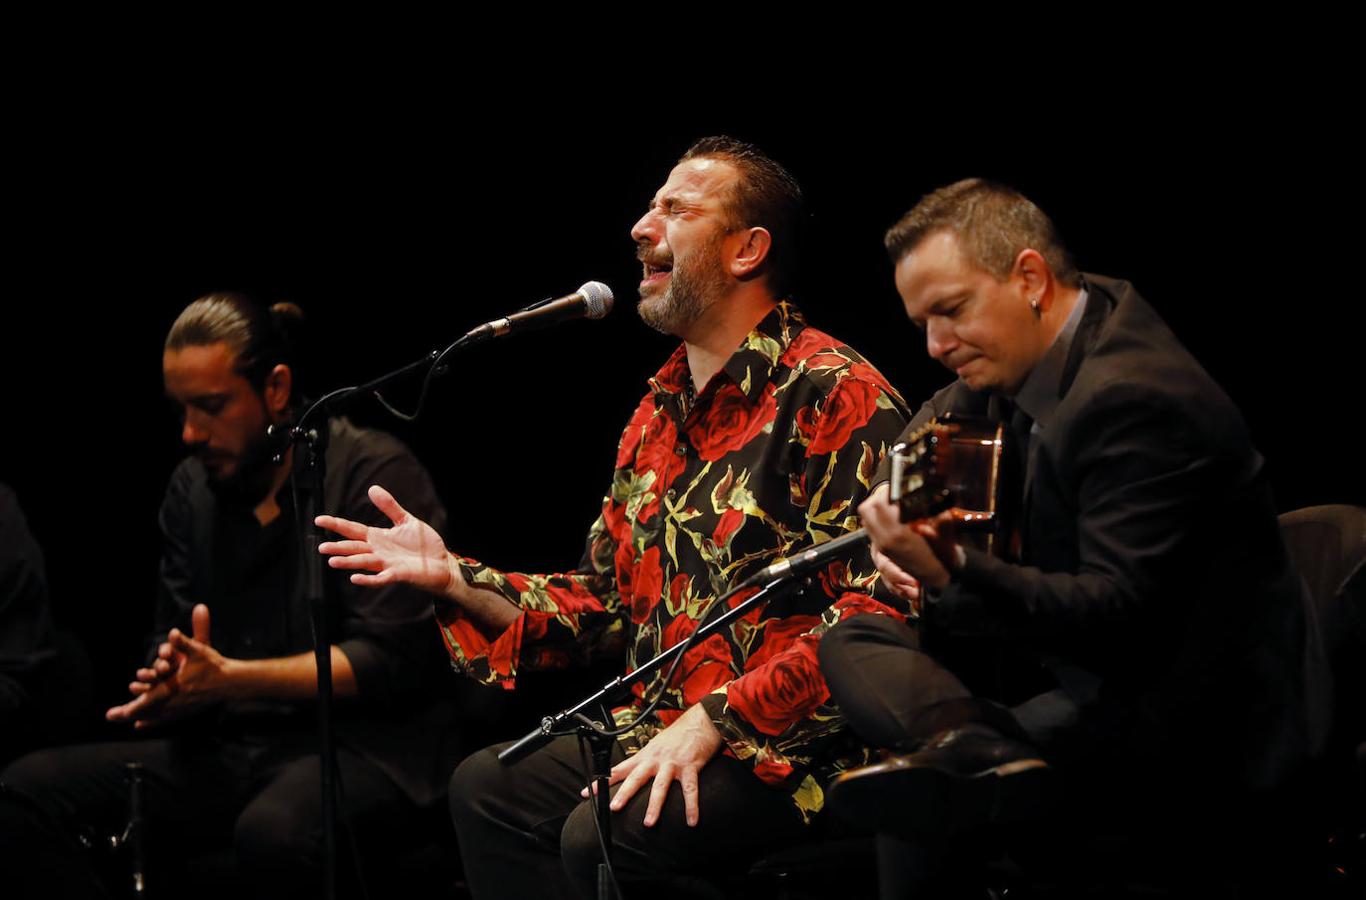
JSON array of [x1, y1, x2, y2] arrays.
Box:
[[4, 72, 1360, 712]]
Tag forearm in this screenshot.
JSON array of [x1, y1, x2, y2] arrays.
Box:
[[440, 551, 624, 686], [445, 555, 521, 635], [221, 645, 360, 700]]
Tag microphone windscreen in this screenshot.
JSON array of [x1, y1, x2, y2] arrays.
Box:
[[578, 281, 614, 319]]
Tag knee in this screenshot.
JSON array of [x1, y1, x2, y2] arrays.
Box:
[[558, 801, 603, 892], [0, 747, 111, 824], [1, 749, 64, 796], [233, 789, 319, 875], [831, 610, 912, 650], [559, 801, 712, 898], [819, 613, 904, 677], [448, 745, 507, 835]]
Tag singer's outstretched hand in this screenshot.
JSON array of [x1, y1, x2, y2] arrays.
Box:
[[317, 486, 522, 632], [317, 485, 460, 597]]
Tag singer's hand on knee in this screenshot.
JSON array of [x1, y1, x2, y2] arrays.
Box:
[[317, 484, 461, 598], [582, 703, 722, 828]]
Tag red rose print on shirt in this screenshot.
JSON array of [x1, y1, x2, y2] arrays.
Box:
[[809, 379, 881, 456], [691, 383, 778, 462], [631, 546, 665, 623], [726, 634, 829, 737]]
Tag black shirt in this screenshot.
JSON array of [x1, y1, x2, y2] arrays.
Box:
[[153, 416, 460, 805]]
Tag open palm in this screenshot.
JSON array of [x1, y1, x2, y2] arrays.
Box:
[[316, 484, 456, 595]]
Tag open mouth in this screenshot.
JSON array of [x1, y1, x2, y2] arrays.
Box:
[[640, 259, 673, 288]]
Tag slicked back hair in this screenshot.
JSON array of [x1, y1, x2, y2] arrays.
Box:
[[884, 179, 1080, 288], [165, 293, 306, 400], [679, 136, 805, 298]]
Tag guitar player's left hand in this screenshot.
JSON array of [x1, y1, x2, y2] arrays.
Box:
[[859, 483, 956, 591]]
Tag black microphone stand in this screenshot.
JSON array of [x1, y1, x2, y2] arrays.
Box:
[[275, 333, 482, 900], [498, 575, 809, 900], [284, 419, 338, 900], [257, 286, 606, 898]]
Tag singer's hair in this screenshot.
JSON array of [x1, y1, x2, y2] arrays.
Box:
[[884, 179, 1079, 288], [165, 293, 308, 400], [680, 136, 804, 298]]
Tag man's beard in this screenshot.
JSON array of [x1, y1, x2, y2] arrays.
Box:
[[203, 430, 282, 508], [637, 232, 729, 336]]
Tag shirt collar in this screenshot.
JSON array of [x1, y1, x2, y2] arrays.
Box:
[[1012, 286, 1088, 428], [648, 301, 807, 405]]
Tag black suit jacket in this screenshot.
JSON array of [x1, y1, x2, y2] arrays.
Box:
[[884, 275, 1328, 789]]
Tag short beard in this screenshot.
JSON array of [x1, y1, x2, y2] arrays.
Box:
[[637, 232, 729, 336], [204, 430, 281, 508]]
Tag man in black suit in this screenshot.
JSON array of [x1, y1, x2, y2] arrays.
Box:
[[819, 179, 1328, 885]]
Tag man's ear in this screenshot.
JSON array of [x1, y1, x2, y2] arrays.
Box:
[[1011, 248, 1054, 312], [728, 226, 772, 280], [263, 364, 292, 417]]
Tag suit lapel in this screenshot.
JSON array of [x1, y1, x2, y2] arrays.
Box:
[[1021, 279, 1114, 545]]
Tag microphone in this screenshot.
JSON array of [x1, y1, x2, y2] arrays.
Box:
[[465, 281, 614, 344], [739, 528, 870, 588]]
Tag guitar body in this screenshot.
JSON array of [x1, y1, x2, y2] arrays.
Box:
[[887, 414, 1019, 560]]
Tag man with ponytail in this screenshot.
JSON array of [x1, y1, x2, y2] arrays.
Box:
[[1, 293, 459, 897]]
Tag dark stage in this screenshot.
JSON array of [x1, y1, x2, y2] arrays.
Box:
[[3, 89, 1360, 896]]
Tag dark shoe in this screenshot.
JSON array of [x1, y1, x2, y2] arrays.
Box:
[[829, 726, 1053, 839]]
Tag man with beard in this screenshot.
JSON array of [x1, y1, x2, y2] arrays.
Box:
[[316, 137, 912, 898], [1, 294, 459, 898]]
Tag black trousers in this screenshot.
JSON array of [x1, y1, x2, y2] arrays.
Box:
[[818, 614, 1316, 898], [449, 734, 810, 900], [0, 732, 420, 899], [817, 614, 1082, 754]]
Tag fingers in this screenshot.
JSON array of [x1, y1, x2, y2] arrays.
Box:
[[679, 767, 700, 827], [192, 604, 211, 643], [894, 579, 922, 602], [857, 483, 894, 524], [317, 540, 372, 557], [349, 571, 395, 587], [582, 755, 637, 798], [367, 485, 410, 526], [106, 694, 149, 722], [590, 753, 701, 827], [641, 765, 674, 828], [326, 553, 385, 572], [314, 514, 369, 541], [168, 629, 207, 658], [584, 760, 632, 798], [108, 679, 175, 723], [609, 761, 653, 812], [608, 755, 637, 784], [871, 546, 921, 602]]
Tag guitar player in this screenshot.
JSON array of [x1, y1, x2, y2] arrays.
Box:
[[818, 178, 1329, 893]]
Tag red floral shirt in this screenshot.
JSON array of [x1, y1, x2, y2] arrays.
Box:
[[437, 302, 910, 821]]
